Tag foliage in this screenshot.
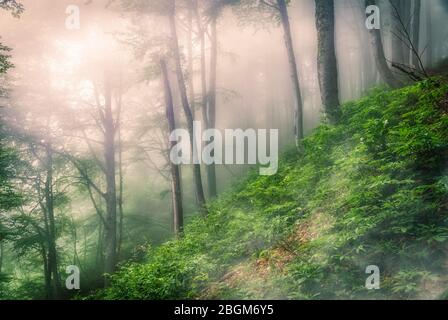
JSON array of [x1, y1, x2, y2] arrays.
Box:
[[96, 79, 448, 300], [0, 0, 24, 18]]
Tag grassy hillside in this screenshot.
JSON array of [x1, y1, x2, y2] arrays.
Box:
[[97, 79, 448, 300]]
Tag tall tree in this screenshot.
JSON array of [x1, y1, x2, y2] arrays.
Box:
[[42, 142, 62, 298], [160, 59, 184, 237], [167, 0, 207, 214], [411, 0, 421, 70], [390, 0, 412, 65], [203, 0, 226, 198], [276, 0, 304, 144], [365, 0, 402, 88], [315, 0, 340, 123]]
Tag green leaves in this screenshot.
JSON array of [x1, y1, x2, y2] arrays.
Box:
[[99, 79, 448, 300]]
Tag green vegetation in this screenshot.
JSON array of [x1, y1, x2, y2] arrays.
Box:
[[96, 79, 448, 300]]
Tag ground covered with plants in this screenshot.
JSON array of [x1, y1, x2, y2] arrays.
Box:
[[96, 79, 448, 300]]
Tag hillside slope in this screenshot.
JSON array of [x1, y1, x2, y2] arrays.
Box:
[[98, 79, 448, 300]]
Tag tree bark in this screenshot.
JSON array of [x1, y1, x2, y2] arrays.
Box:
[[41, 246, 51, 299], [117, 125, 124, 259], [425, 1, 433, 68], [206, 17, 218, 198], [168, 4, 207, 215], [195, 0, 208, 131], [276, 0, 304, 145], [411, 0, 421, 69], [0, 241, 3, 274], [390, 0, 410, 65], [103, 79, 117, 284], [194, 0, 217, 198], [187, 5, 196, 119], [315, 0, 341, 123], [161, 59, 184, 237], [44, 143, 61, 299], [365, 0, 402, 88]]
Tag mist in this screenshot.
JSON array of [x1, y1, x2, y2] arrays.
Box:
[[1, 0, 448, 300]]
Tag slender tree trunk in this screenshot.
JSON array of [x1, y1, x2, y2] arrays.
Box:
[[187, 5, 196, 119], [402, 0, 411, 64], [277, 0, 304, 145], [411, 0, 421, 69], [390, 0, 410, 64], [365, 0, 402, 88], [96, 220, 103, 269], [45, 144, 61, 299], [168, 6, 207, 215], [0, 241, 3, 274], [41, 246, 51, 299], [117, 125, 124, 259], [194, 0, 216, 198], [390, 0, 404, 64], [71, 220, 82, 270], [425, 1, 433, 68], [103, 79, 117, 284], [207, 17, 218, 198], [161, 59, 184, 237], [194, 1, 209, 135], [315, 0, 341, 123]]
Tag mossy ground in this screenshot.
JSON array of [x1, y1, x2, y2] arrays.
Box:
[[96, 79, 448, 300]]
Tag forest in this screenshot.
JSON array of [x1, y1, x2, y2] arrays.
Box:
[[0, 0, 448, 300]]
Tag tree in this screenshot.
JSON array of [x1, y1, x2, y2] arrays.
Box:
[[0, 0, 24, 17], [365, 0, 402, 88], [160, 59, 184, 237], [277, 0, 304, 144], [65, 74, 124, 284], [388, 0, 427, 80], [167, 0, 208, 214], [0, 12, 24, 289], [411, 0, 421, 70], [390, 0, 410, 65], [315, 0, 340, 123], [200, 0, 235, 198], [251, 0, 304, 145]]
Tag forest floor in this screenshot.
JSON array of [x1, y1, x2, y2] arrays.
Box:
[[95, 76, 448, 300]]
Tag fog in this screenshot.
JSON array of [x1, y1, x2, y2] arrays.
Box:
[[1, 0, 448, 299]]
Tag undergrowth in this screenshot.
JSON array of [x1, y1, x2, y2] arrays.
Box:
[[95, 79, 448, 300]]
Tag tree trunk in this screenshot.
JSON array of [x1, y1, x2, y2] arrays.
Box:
[[161, 59, 184, 237], [0, 241, 3, 274], [96, 219, 104, 270], [402, 0, 411, 64], [365, 0, 402, 88], [117, 125, 124, 259], [195, 0, 208, 130], [390, 0, 410, 65], [194, 0, 217, 198], [187, 5, 196, 119], [168, 7, 207, 215], [41, 246, 51, 299], [425, 1, 433, 68], [411, 0, 421, 69], [277, 0, 304, 145], [44, 144, 61, 299], [207, 17, 218, 198], [103, 79, 117, 285], [315, 0, 341, 123]]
